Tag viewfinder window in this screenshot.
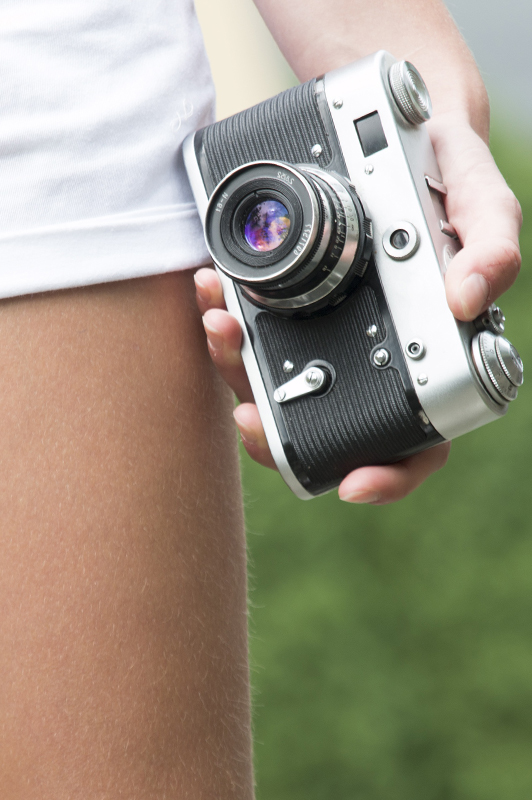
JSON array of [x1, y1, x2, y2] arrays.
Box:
[[355, 112, 388, 158]]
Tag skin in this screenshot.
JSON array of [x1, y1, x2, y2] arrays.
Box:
[[0, 1, 522, 796], [196, 0, 522, 505], [0, 273, 254, 799]]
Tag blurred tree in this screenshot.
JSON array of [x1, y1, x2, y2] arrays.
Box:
[[242, 131, 532, 798], [194, 0, 295, 119]]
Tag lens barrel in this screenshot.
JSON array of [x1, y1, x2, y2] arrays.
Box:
[[205, 161, 372, 315]]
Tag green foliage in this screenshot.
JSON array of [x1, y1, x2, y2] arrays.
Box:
[[242, 125, 532, 799]]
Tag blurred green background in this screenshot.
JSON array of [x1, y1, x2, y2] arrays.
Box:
[[242, 134, 532, 800], [195, 3, 532, 796], [242, 130, 532, 800]]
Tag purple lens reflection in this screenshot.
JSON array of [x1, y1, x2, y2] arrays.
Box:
[[244, 200, 290, 252]]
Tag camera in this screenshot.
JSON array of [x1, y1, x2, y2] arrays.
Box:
[[184, 51, 523, 499]]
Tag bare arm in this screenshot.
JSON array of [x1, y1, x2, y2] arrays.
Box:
[[255, 0, 488, 136]]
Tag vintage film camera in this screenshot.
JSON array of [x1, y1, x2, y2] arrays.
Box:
[[184, 51, 523, 499]]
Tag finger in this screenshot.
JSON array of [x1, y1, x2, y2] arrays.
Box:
[[445, 237, 521, 321], [429, 118, 522, 321], [338, 441, 451, 504], [194, 267, 226, 315], [202, 308, 254, 403], [233, 403, 277, 470]]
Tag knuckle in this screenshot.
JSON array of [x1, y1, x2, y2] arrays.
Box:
[[499, 237, 522, 279], [485, 235, 522, 287], [497, 186, 523, 232], [506, 190, 523, 229]]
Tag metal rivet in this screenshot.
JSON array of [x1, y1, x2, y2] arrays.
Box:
[[333, 98, 343, 109], [305, 368, 323, 388], [418, 410, 430, 425], [383, 221, 419, 261], [417, 374, 428, 386], [373, 348, 390, 367], [275, 388, 286, 401], [283, 360, 294, 373], [493, 307, 504, 324], [406, 339, 425, 360], [366, 324, 378, 338], [492, 306, 505, 332], [364, 164, 374, 175], [311, 144, 323, 158]]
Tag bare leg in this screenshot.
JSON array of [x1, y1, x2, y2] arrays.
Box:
[[0, 271, 253, 799]]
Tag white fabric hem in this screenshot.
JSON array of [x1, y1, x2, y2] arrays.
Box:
[[0, 203, 210, 299]]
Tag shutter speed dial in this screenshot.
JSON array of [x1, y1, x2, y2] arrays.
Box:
[[389, 61, 432, 125], [472, 331, 523, 404]]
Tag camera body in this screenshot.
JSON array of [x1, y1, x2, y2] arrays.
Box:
[[184, 51, 523, 499]]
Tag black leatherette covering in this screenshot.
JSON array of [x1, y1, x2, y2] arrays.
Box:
[[196, 77, 441, 496], [255, 284, 429, 492], [199, 79, 337, 191]]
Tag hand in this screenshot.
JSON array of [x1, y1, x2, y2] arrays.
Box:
[[428, 113, 522, 321], [194, 114, 521, 504], [195, 268, 451, 504]]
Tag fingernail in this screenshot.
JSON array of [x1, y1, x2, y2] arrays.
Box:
[[339, 489, 381, 504], [234, 413, 258, 446], [202, 317, 223, 351], [194, 273, 210, 304], [459, 274, 489, 319]]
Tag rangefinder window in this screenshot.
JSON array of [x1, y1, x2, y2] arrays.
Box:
[[354, 111, 388, 157]]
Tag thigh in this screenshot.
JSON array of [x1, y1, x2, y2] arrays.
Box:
[[0, 270, 252, 799]]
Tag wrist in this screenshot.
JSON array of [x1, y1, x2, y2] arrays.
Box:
[[427, 108, 490, 173], [421, 65, 490, 143]]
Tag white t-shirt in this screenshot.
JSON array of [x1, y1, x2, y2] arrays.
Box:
[[0, 0, 215, 298]]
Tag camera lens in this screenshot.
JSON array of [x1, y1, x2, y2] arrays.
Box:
[[244, 199, 291, 252], [205, 161, 372, 315]]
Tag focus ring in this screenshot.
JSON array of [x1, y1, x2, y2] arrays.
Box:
[[264, 177, 335, 293]]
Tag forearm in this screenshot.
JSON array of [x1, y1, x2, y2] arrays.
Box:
[[253, 0, 489, 141]]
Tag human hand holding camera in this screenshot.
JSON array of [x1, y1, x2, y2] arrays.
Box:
[[193, 0, 522, 505]]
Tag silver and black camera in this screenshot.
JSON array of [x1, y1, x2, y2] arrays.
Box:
[[184, 51, 523, 499]]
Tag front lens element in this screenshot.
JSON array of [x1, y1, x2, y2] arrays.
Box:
[[244, 199, 290, 252]]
